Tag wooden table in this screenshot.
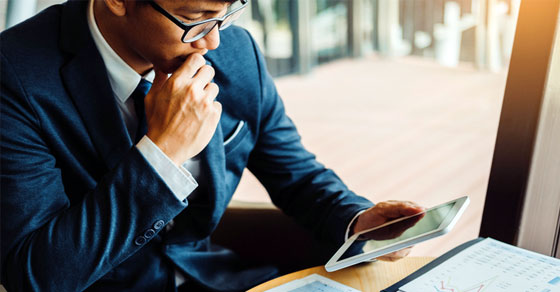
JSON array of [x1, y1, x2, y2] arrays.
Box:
[[248, 257, 434, 291]]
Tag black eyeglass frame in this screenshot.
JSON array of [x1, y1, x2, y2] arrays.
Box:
[[148, 0, 249, 43]]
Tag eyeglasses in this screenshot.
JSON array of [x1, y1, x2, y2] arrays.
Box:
[[148, 0, 248, 43]]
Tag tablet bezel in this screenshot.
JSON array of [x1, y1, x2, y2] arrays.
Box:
[[325, 196, 469, 272]]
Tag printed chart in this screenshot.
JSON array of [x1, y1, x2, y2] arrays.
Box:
[[265, 274, 359, 292], [400, 238, 560, 292]]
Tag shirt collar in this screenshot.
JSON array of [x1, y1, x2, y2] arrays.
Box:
[[87, 0, 154, 104]]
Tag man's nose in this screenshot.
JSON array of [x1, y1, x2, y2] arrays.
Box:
[[191, 25, 220, 51]]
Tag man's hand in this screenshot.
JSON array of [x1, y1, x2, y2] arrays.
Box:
[[353, 200, 424, 262], [145, 53, 222, 166]]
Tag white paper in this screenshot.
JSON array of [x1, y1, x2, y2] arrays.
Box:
[[265, 273, 360, 292], [400, 238, 560, 292]]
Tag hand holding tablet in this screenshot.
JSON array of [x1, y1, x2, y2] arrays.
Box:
[[325, 196, 469, 272], [350, 200, 425, 261]]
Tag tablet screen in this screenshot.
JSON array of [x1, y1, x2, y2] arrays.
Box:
[[338, 201, 455, 261]]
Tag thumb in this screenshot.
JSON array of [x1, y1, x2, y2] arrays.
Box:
[[145, 69, 168, 106], [151, 69, 168, 91]]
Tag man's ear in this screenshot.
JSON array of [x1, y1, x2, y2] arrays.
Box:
[[103, 0, 127, 17]]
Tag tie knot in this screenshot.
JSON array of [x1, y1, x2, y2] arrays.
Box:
[[131, 79, 152, 103]]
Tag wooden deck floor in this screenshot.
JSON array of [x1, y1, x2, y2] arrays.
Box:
[[232, 55, 507, 257]]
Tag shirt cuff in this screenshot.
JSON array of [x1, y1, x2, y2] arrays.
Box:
[[345, 209, 367, 241], [136, 135, 198, 202]]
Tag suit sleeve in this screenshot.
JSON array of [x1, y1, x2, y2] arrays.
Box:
[[243, 32, 374, 246], [0, 53, 188, 291]]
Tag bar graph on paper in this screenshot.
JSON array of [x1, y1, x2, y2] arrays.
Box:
[[399, 238, 560, 292]]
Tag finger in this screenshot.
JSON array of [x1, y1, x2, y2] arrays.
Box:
[[396, 246, 413, 255], [171, 53, 206, 85], [403, 201, 425, 211], [388, 200, 425, 211], [152, 69, 168, 91], [375, 201, 424, 218], [212, 101, 223, 116], [387, 200, 421, 206], [373, 202, 407, 218], [377, 255, 399, 262], [377, 255, 400, 262], [145, 69, 168, 106], [204, 82, 219, 101], [192, 65, 215, 90], [377, 247, 412, 262], [214, 100, 222, 110], [401, 205, 425, 216]]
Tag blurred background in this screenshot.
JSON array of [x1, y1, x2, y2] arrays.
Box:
[[1, 0, 520, 257]]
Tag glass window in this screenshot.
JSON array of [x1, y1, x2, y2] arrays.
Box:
[[313, 0, 349, 64], [238, 0, 298, 76]]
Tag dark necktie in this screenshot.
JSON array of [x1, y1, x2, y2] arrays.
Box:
[[131, 79, 152, 143]]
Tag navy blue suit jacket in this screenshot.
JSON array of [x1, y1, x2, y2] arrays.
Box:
[[0, 1, 373, 291]]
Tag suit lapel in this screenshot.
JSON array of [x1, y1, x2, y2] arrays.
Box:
[[198, 120, 227, 227], [199, 57, 230, 227], [192, 57, 228, 228], [60, 0, 132, 171]]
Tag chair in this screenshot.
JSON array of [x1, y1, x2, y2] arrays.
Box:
[[211, 200, 338, 274]]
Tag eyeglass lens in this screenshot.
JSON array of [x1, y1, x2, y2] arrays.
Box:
[[183, 21, 219, 42], [219, 8, 244, 30], [182, 6, 246, 42]]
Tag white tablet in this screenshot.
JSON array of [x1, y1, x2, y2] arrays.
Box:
[[325, 196, 469, 272]]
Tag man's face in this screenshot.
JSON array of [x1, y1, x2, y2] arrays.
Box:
[[121, 0, 231, 73]]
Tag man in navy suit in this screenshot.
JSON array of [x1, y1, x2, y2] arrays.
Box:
[[0, 0, 423, 291]]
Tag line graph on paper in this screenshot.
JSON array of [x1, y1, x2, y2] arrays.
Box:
[[432, 276, 498, 292], [399, 238, 560, 292]]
